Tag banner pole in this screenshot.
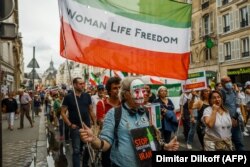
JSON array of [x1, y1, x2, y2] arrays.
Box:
[[58, 1, 94, 164]]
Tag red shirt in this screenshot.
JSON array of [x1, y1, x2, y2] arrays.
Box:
[[96, 98, 113, 121]]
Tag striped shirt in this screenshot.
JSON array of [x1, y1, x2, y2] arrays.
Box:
[[20, 93, 32, 104]]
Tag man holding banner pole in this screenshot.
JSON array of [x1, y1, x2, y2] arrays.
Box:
[[61, 77, 95, 167]]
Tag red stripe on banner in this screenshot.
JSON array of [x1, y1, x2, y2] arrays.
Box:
[[60, 22, 190, 80]]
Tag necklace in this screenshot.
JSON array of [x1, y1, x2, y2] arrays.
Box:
[[218, 109, 224, 115]]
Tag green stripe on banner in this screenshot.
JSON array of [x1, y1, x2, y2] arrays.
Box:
[[150, 83, 182, 97], [155, 105, 161, 128], [73, 0, 192, 28]]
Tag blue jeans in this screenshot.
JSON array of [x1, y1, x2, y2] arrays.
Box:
[[70, 128, 89, 167], [187, 117, 197, 145], [231, 126, 244, 151]]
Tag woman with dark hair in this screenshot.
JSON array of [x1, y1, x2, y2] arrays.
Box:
[[215, 82, 223, 91], [188, 87, 211, 150], [202, 90, 233, 151]]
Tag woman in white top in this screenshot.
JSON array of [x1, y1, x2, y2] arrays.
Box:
[[202, 90, 233, 151]]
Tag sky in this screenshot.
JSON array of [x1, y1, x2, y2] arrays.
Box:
[[19, 0, 65, 74]]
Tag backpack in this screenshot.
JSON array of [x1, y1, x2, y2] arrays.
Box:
[[114, 106, 149, 148]]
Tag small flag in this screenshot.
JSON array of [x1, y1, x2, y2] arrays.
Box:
[[89, 72, 99, 86], [113, 71, 127, 79], [149, 76, 164, 85], [147, 103, 161, 129]]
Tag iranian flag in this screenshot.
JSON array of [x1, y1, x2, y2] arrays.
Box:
[[102, 70, 111, 85], [59, 0, 191, 80], [89, 72, 99, 86], [113, 71, 127, 79]]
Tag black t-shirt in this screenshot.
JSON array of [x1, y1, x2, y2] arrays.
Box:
[[148, 93, 156, 103], [1, 98, 18, 113], [62, 92, 92, 127]]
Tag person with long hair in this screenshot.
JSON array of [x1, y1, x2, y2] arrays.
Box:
[[188, 87, 211, 150], [202, 90, 233, 151]]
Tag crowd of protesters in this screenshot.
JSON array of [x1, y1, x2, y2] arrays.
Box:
[[180, 76, 250, 151], [1, 75, 250, 167]]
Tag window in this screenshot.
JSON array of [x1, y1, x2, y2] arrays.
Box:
[[200, 12, 214, 36], [201, 0, 209, 10], [224, 42, 231, 60], [204, 15, 209, 35], [241, 37, 249, 57], [240, 7, 249, 28], [222, 0, 229, 6], [223, 14, 230, 32]]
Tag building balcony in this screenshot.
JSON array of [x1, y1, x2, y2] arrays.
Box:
[[225, 55, 231, 60], [240, 20, 249, 28], [201, 1, 209, 10], [223, 26, 230, 33], [242, 51, 249, 57]]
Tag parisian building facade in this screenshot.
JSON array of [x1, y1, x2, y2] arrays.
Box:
[[190, 0, 250, 86], [0, 0, 24, 94]]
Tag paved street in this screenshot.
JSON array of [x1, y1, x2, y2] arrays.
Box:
[[47, 119, 250, 167], [2, 113, 40, 167]]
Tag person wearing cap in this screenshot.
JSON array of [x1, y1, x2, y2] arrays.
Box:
[[91, 84, 105, 117], [18, 88, 33, 129]]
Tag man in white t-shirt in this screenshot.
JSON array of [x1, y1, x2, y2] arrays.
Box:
[[91, 85, 105, 116]]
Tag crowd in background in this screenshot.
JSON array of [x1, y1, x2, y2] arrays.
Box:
[[1, 75, 250, 166]]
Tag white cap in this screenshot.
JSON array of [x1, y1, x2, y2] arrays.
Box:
[[245, 81, 250, 88]]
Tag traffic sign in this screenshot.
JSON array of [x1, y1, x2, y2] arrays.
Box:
[[27, 58, 40, 68]]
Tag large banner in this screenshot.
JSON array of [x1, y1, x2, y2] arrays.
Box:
[[59, 0, 192, 80]]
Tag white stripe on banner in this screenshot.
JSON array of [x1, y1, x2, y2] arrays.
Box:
[[61, 0, 190, 53]]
